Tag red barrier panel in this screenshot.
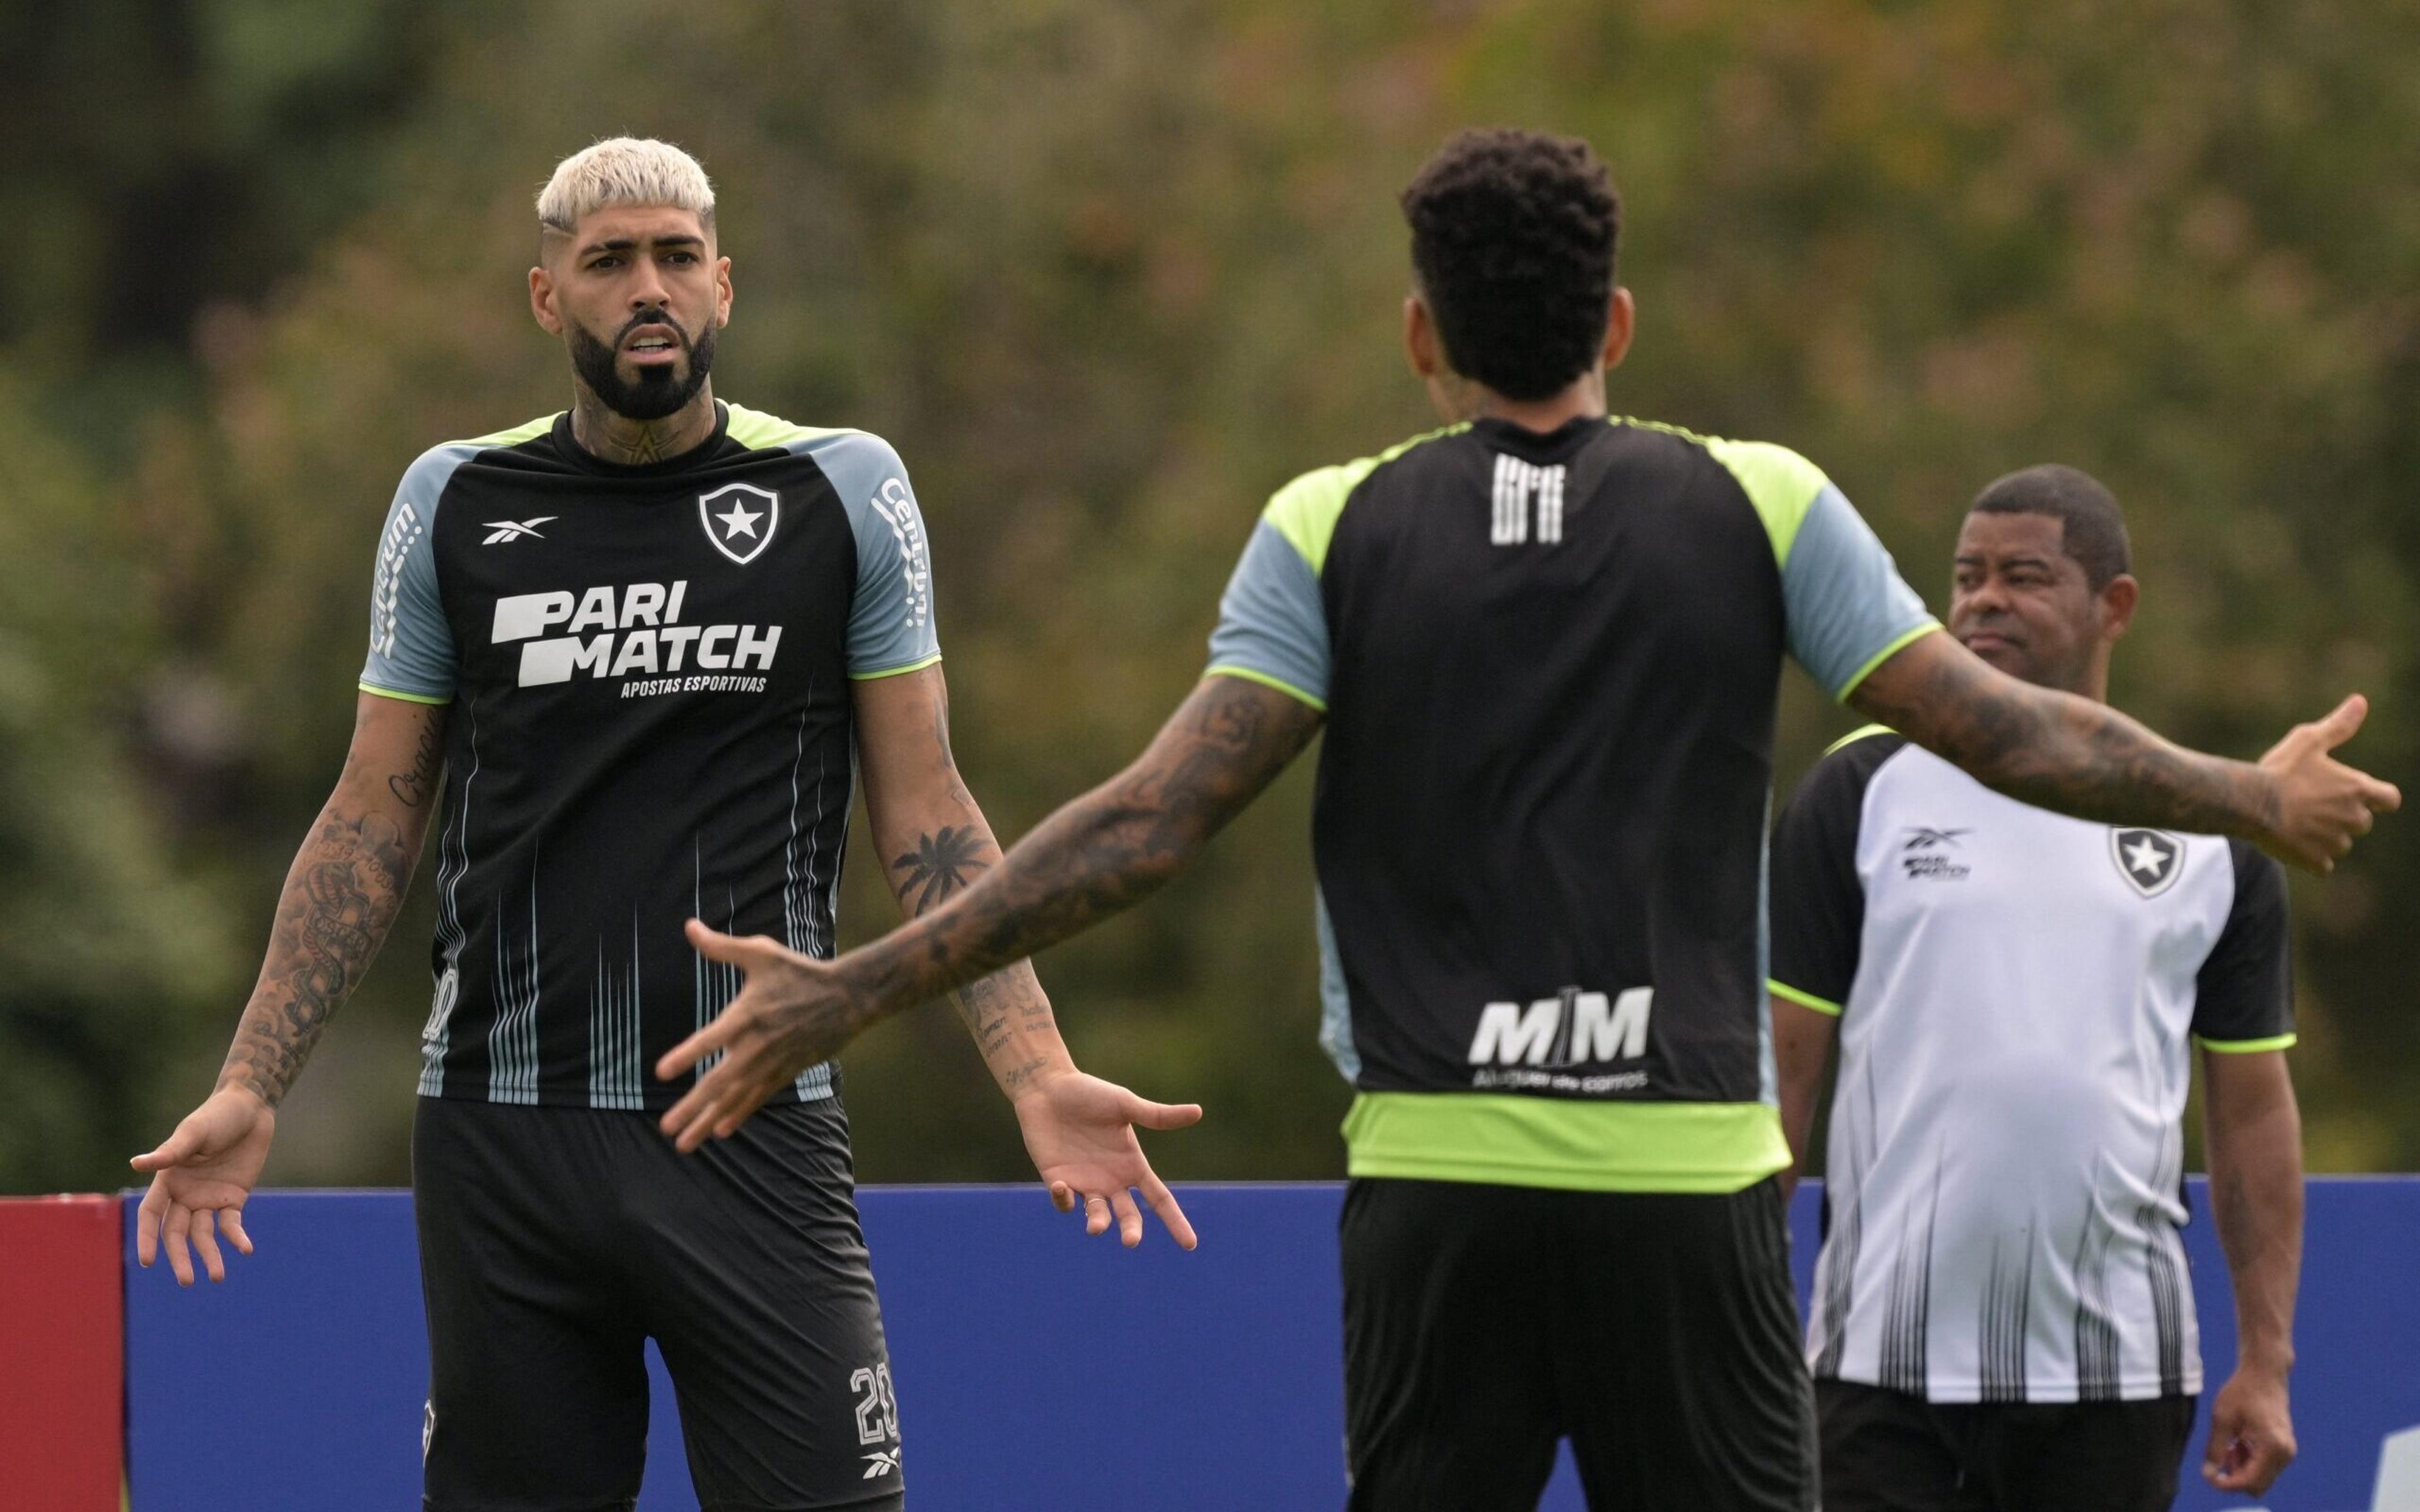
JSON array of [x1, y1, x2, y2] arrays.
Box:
[[0, 1196, 124, 1510]]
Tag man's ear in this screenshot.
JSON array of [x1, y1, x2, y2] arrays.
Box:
[[1403, 294, 1442, 379], [1601, 287, 1637, 373], [714, 254, 734, 329], [2099, 573, 2140, 641], [529, 263, 563, 336]]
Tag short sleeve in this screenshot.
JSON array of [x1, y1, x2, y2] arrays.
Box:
[[1782, 486, 1940, 701], [822, 435, 941, 679], [359, 446, 464, 703], [2192, 841, 2296, 1051], [1769, 731, 1902, 1014], [1204, 520, 1330, 710]]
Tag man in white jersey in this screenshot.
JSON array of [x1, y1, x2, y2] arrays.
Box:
[[1770, 465, 2305, 1510]]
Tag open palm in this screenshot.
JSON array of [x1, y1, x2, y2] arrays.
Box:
[[130, 1087, 276, 1285], [1010, 1070, 1202, 1249]]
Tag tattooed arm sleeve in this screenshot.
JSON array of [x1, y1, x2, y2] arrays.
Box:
[[217, 694, 448, 1105], [851, 665, 1075, 1096], [1848, 629, 2279, 837], [833, 674, 1323, 1028]]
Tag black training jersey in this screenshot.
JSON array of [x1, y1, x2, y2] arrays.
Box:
[[360, 403, 939, 1110], [1770, 729, 2293, 1402], [1204, 416, 1937, 1192]]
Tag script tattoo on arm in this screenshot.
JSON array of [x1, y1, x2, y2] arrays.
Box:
[[217, 808, 418, 1106], [844, 675, 1323, 1021], [387, 715, 444, 807], [1850, 631, 2278, 838]]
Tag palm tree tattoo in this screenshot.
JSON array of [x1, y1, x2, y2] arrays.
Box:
[[892, 825, 991, 914]]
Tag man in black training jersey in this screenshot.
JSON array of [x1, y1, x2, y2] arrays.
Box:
[[647, 130, 2394, 1510], [129, 137, 1201, 1511]]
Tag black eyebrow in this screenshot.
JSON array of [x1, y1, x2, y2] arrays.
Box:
[[577, 234, 707, 258]]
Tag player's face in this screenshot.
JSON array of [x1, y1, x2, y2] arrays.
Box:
[[1949, 512, 2102, 692], [532, 205, 732, 421]]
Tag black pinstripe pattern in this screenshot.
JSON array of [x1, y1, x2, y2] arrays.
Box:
[[1877, 1155, 1942, 1395], [1978, 1227, 2034, 1403]]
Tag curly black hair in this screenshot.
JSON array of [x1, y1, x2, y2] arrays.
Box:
[[1971, 464, 2133, 590], [1400, 128, 1622, 402]]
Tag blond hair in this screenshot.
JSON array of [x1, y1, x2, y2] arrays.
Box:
[[536, 137, 715, 233]]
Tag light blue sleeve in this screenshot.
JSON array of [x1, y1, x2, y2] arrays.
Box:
[[1783, 484, 1940, 700], [359, 445, 470, 702], [804, 432, 942, 678], [1204, 520, 1330, 709]]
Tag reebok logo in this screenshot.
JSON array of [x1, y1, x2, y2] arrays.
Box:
[[1901, 825, 1972, 881], [1466, 985, 1652, 1094], [490, 580, 781, 694], [481, 517, 555, 544]]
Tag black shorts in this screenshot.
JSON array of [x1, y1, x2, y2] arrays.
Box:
[[1817, 1378, 2196, 1512], [1339, 1176, 1815, 1512], [412, 1094, 904, 1512]]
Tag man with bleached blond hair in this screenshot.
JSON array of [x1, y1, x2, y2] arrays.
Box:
[[128, 136, 1201, 1509]]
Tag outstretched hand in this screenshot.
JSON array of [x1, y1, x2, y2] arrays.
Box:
[[130, 1087, 274, 1285], [1012, 1069, 1202, 1249], [2259, 694, 2400, 872], [657, 920, 873, 1152]]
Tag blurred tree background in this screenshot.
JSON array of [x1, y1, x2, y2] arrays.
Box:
[[7, 0, 2420, 1191]]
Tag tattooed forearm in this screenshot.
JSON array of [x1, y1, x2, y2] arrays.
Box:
[[893, 825, 991, 912], [845, 675, 1322, 1019], [1851, 631, 2278, 838], [216, 808, 418, 1106]]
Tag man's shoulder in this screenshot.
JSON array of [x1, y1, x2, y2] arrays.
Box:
[[1784, 725, 1917, 820], [1260, 422, 1476, 569], [725, 403, 883, 458]]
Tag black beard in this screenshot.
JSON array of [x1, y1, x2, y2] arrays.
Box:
[[568, 310, 717, 422]]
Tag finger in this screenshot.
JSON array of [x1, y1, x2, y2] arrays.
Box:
[[655, 1012, 745, 1083], [1048, 1181, 1076, 1213], [1140, 1172, 1197, 1251], [684, 918, 785, 968], [221, 1206, 254, 1256], [135, 1183, 165, 1268], [163, 1204, 195, 1288], [192, 1208, 226, 1283], [2315, 693, 2368, 747], [1084, 1194, 1112, 1237], [129, 1125, 198, 1174], [2244, 1441, 2293, 1496], [709, 1074, 783, 1142], [1110, 1188, 1144, 1248], [1122, 1096, 1205, 1132], [659, 1072, 722, 1146], [2364, 774, 2403, 812]]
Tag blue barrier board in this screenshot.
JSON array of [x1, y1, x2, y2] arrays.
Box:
[[123, 1178, 2420, 1509]]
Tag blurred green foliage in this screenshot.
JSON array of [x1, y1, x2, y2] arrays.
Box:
[[8, 0, 2420, 1190]]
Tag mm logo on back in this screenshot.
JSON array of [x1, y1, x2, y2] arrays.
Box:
[[491, 581, 783, 696], [1467, 985, 1651, 1093]]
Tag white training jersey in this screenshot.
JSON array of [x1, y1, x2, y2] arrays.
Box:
[[1768, 729, 2293, 1404]]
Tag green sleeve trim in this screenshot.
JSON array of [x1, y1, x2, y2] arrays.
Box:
[[1769, 980, 1844, 1017], [2194, 1033, 2298, 1055], [1263, 423, 1472, 573], [726, 403, 852, 451], [459, 415, 557, 448], [359, 681, 452, 706], [1610, 418, 1829, 566], [1204, 665, 1328, 713], [1834, 621, 1943, 704], [1340, 1092, 1790, 1194], [847, 653, 943, 682], [1823, 724, 1898, 757]]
